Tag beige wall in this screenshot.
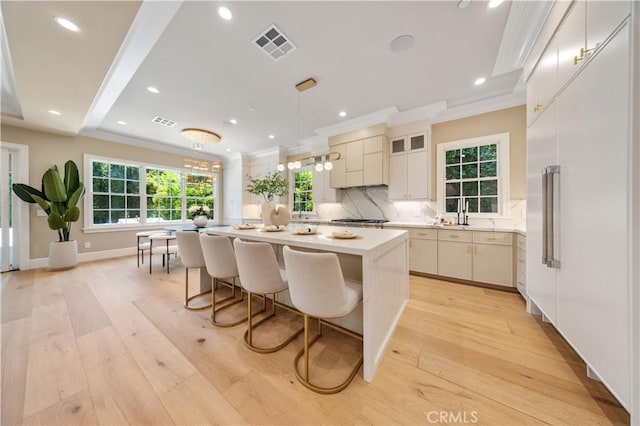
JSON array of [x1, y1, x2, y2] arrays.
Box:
[[2, 124, 198, 259], [431, 105, 526, 199]]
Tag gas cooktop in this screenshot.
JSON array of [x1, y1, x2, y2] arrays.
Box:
[[331, 218, 389, 224]]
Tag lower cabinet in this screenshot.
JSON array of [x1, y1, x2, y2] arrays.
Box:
[[408, 228, 437, 275], [437, 230, 473, 280]]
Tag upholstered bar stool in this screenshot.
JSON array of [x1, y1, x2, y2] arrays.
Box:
[[282, 245, 363, 394], [176, 231, 211, 310], [149, 233, 179, 274], [233, 238, 303, 353], [199, 233, 249, 327]]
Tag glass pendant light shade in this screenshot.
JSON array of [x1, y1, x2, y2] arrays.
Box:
[[287, 162, 295, 170], [324, 161, 333, 170], [315, 163, 324, 172], [294, 160, 301, 169], [277, 163, 285, 172]]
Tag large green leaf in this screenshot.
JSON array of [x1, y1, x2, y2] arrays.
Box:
[[64, 206, 80, 222], [67, 183, 85, 209], [47, 212, 65, 230], [12, 183, 44, 203], [31, 194, 51, 213], [43, 168, 67, 202], [64, 160, 80, 195]]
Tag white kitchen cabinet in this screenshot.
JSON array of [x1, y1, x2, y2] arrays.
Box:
[[408, 228, 437, 275], [526, 37, 558, 126], [388, 133, 429, 200], [526, 4, 633, 410], [472, 231, 513, 288], [329, 135, 388, 188], [312, 168, 341, 203], [437, 230, 472, 280], [516, 235, 526, 299]]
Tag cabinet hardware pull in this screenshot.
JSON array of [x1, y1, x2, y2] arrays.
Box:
[[518, 259, 525, 264], [533, 103, 542, 112], [574, 47, 594, 65], [418, 233, 426, 236], [487, 237, 497, 240], [450, 235, 459, 238]]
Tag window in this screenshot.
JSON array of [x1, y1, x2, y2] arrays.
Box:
[[84, 155, 220, 229], [292, 168, 313, 213], [437, 133, 509, 217], [91, 160, 141, 225], [146, 167, 181, 221]]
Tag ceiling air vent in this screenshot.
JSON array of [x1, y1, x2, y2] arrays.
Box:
[[151, 116, 177, 127], [253, 24, 296, 61]]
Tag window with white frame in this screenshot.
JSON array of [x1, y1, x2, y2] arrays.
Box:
[[291, 167, 313, 213], [436, 133, 510, 217], [85, 155, 219, 228]]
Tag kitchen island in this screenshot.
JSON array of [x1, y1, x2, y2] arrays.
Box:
[[205, 225, 409, 382]]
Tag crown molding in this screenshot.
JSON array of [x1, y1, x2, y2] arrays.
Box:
[[387, 101, 447, 126], [492, 1, 554, 77], [433, 91, 525, 124]]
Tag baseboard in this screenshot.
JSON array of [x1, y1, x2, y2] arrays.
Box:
[[27, 247, 136, 270]]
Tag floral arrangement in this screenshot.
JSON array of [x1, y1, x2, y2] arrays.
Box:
[[188, 205, 211, 219], [246, 171, 288, 202]]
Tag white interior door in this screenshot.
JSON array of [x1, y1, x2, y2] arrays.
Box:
[[1, 146, 16, 271], [0, 142, 28, 272]]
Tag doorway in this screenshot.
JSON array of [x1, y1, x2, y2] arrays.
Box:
[[0, 142, 28, 271]]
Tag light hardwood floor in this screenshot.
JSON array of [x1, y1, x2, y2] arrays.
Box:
[[0, 256, 630, 425]]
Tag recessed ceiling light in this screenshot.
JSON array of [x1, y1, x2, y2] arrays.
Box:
[[147, 86, 160, 94], [54, 17, 80, 32], [229, 119, 238, 125], [249, 106, 256, 111], [268, 134, 275, 139], [339, 111, 347, 117], [474, 77, 486, 85], [117, 120, 127, 125], [390, 35, 414, 53], [217, 6, 233, 20], [488, 0, 504, 8], [225, 148, 232, 152], [48, 110, 61, 115]]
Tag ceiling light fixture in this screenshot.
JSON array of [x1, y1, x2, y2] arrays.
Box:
[[48, 110, 61, 115], [225, 148, 232, 152], [117, 120, 127, 125], [181, 128, 222, 144], [229, 118, 238, 125], [268, 134, 275, 139], [217, 6, 233, 20], [339, 111, 347, 117], [54, 17, 80, 32], [488, 0, 504, 8], [147, 86, 160, 94], [474, 77, 486, 85]]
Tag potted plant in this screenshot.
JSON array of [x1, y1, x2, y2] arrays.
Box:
[[12, 160, 85, 270], [188, 204, 211, 227], [246, 171, 288, 225]]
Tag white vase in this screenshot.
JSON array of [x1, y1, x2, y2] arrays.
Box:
[[193, 215, 208, 227], [49, 240, 78, 270], [261, 201, 275, 225]]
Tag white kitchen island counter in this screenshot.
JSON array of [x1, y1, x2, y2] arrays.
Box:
[[205, 225, 409, 383]]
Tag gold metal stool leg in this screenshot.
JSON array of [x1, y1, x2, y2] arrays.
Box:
[[243, 293, 304, 353], [210, 277, 248, 327], [184, 267, 212, 310], [293, 314, 363, 394]]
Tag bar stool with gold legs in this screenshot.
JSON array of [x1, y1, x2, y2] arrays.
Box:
[[233, 238, 303, 353], [199, 233, 261, 327], [282, 246, 363, 394], [175, 231, 211, 310]]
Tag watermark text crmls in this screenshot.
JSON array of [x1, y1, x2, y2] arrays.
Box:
[[426, 410, 479, 424]]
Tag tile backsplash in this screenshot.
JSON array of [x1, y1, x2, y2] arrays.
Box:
[[316, 186, 526, 229]]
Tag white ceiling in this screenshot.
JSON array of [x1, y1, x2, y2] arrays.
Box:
[[1, 1, 547, 159]]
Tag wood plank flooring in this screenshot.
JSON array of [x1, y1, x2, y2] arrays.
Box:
[[0, 256, 630, 425]]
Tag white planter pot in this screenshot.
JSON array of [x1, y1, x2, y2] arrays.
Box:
[[193, 215, 208, 227], [261, 201, 275, 225], [49, 240, 78, 270]]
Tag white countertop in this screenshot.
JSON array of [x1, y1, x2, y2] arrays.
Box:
[[205, 225, 408, 256], [383, 221, 526, 235]]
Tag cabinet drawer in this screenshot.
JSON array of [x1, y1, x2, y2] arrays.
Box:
[[408, 228, 437, 240], [472, 231, 512, 245], [438, 229, 472, 242], [517, 247, 526, 265], [363, 135, 383, 154]]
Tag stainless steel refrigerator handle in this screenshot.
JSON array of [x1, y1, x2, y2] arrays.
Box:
[[547, 165, 561, 269], [541, 168, 548, 265]]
